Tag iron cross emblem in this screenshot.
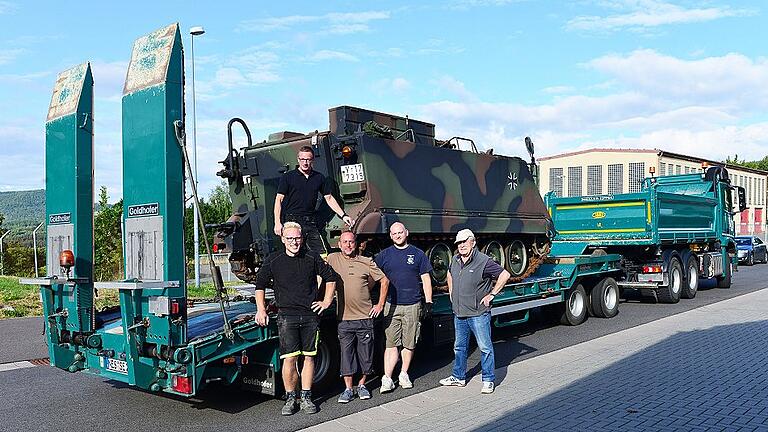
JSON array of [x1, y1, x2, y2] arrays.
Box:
[[507, 172, 518, 190]]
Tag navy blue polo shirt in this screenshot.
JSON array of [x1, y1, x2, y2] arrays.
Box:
[[277, 169, 332, 217], [375, 244, 433, 305]]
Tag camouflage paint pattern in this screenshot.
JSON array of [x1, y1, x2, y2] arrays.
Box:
[[217, 106, 553, 282]]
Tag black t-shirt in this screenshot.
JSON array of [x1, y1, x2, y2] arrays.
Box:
[[277, 169, 332, 217], [253, 250, 339, 315]]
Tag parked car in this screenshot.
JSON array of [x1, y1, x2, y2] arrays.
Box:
[[735, 236, 767, 265]]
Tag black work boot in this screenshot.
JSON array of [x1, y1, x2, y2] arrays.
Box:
[[282, 391, 299, 416], [300, 389, 318, 414]]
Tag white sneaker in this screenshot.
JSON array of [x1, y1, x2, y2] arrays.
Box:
[[481, 381, 495, 394], [398, 371, 413, 389], [380, 375, 395, 393], [439, 376, 466, 387]]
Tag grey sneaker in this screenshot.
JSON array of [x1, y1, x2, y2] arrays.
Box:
[[439, 376, 466, 387], [337, 388, 354, 403], [357, 384, 371, 400], [481, 381, 495, 394], [281, 393, 298, 416], [398, 371, 413, 389], [300, 397, 318, 414], [380, 375, 395, 393]]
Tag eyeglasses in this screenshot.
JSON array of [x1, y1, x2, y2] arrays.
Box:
[[284, 237, 302, 243], [298, 158, 314, 162]]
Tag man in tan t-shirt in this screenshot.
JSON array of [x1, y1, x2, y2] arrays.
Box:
[[326, 231, 389, 403]]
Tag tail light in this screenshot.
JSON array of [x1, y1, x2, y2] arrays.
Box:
[[643, 265, 662, 273], [172, 375, 192, 394]]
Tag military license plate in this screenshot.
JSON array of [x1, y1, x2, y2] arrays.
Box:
[[340, 163, 365, 183], [106, 358, 128, 374]]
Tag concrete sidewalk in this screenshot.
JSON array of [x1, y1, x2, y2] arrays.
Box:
[[304, 289, 768, 432]]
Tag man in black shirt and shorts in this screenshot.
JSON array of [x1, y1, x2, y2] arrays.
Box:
[[274, 145, 354, 253], [254, 221, 339, 415]]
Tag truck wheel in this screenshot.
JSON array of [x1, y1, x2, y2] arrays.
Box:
[[427, 243, 452, 286], [309, 323, 341, 394], [680, 255, 699, 299], [589, 277, 619, 318], [560, 284, 588, 326], [747, 253, 754, 266], [657, 257, 682, 304], [505, 240, 528, 278], [481, 241, 505, 266], [717, 261, 732, 289]]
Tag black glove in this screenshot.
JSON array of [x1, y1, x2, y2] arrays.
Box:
[[421, 302, 433, 320]]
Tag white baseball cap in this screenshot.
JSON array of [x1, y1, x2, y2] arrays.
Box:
[[454, 228, 475, 244]]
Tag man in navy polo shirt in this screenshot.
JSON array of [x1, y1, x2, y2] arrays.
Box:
[[375, 222, 433, 393], [273, 145, 353, 253]]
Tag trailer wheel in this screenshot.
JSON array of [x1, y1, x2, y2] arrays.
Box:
[[505, 240, 528, 278], [681, 254, 699, 299], [560, 284, 588, 326], [589, 277, 619, 318], [308, 323, 341, 394], [657, 256, 682, 303], [717, 260, 732, 289]]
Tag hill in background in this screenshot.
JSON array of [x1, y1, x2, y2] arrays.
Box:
[[0, 189, 45, 246]]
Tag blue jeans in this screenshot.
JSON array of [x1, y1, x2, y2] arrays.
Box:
[[452, 312, 495, 382]]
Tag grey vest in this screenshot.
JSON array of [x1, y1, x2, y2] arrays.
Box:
[[449, 249, 493, 318]]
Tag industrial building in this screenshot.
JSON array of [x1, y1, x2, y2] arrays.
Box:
[[538, 148, 768, 237]]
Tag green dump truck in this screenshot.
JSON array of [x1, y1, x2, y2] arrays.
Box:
[[546, 168, 747, 303]]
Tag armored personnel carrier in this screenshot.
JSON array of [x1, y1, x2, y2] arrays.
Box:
[[214, 106, 553, 284]]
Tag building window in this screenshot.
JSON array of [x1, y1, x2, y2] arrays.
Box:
[[608, 164, 623, 194], [587, 165, 602, 195], [549, 167, 563, 197], [659, 163, 666, 176], [629, 162, 645, 193], [675, 165, 682, 175], [749, 177, 753, 204], [684, 166, 690, 174], [568, 166, 582, 197]]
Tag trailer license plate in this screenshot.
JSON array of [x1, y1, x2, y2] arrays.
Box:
[[341, 164, 364, 183], [106, 358, 128, 374]]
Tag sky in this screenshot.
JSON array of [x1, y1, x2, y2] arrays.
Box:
[[1, 0, 767, 200]]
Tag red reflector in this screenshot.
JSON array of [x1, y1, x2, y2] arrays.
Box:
[[223, 356, 236, 365], [241, 352, 249, 365], [643, 265, 662, 273], [212, 243, 219, 253], [172, 375, 192, 394], [171, 302, 179, 315]]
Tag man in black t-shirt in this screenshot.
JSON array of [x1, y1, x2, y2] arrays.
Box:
[[254, 221, 339, 415], [274, 145, 354, 253]]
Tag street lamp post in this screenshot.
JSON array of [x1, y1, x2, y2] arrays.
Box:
[[32, 222, 44, 277], [0, 230, 9, 276], [190, 25, 205, 289]]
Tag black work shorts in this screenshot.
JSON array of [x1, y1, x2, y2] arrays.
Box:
[[337, 319, 375, 376], [277, 314, 319, 359]]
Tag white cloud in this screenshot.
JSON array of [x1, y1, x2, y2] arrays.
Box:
[[432, 76, 477, 102], [306, 50, 359, 63], [238, 11, 390, 34], [542, 85, 575, 94], [567, 0, 752, 32], [0, 48, 23, 65], [0, 1, 18, 14]]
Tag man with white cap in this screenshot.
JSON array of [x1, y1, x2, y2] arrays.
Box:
[[439, 228, 511, 394]]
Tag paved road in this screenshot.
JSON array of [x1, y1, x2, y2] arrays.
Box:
[[1, 264, 767, 431]]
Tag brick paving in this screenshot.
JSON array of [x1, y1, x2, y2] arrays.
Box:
[[304, 289, 768, 432]]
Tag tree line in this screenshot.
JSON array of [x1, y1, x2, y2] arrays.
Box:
[[0, 183, 232, 280]]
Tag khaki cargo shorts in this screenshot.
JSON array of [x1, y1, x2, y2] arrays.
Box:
[[383, 302, 422, 350]]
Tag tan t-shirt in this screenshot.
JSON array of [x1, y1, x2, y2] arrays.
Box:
[[326, 252, 385, 321]]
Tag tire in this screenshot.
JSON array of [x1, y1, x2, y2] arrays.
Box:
[[717, 260, 732, 289], [680, 254, 699, 299], [307, 323, 341, 394], [589, 277, 619, 318], [560, 284, 588, 326], [747, 252, 754, 266], [657, 256, 682, 304]]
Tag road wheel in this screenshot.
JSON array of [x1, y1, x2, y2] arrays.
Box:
[[426, 243, 452, 285], [589, 277, 619, 318], [505, 240, 528, 278], [747, 253, 754, 266], [657, 256, 682, 304], [681, 254, 699, 299], [717, 260, 732, 289], [481, 241, 505, 266], [560, 284, 588, 326]]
